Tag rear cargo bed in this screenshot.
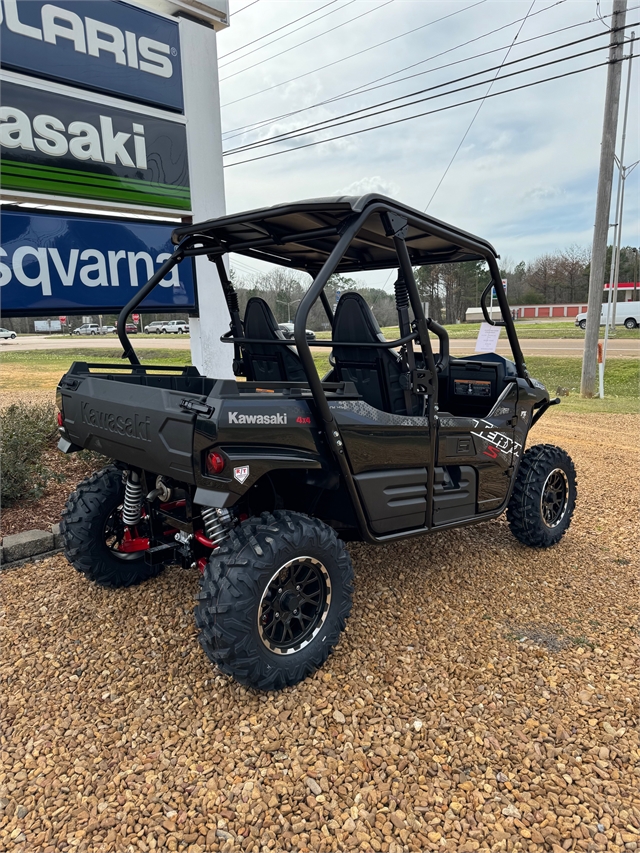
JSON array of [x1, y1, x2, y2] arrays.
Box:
[[58, 363, 212, 482]]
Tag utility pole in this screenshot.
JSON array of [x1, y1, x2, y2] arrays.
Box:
[[603, 31, 636, 365], [581, 0, 627, 397], [605, 30, 635, 337]]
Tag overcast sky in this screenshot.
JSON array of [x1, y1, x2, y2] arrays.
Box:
[[218, 0, 638, 288]]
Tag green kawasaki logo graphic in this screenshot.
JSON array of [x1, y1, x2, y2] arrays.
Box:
[[1, 160, 190, 210], [1, 80, 190, 211]]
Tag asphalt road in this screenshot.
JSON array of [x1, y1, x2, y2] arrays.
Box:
[[3, 335, 639, 358]]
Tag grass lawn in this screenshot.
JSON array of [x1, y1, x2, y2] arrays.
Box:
[[0, 349, 185, 393], [1, 349, 637, 414]]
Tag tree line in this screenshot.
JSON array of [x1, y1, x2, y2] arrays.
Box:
[[3, 244, 637, 333], [232, 245, 638, 328]]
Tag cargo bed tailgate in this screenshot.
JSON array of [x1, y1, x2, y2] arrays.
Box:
[[59, 375, 198, 482]]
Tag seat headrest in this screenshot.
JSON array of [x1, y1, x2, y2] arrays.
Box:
[[244, 297, 284, 339], [332, 292, 386, 345]]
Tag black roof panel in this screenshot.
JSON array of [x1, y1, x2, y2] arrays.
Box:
[[172, 194, 498, 272]]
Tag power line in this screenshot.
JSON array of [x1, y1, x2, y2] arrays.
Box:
[[219, 0, 392, 82], [426, 0, 537, 211], [222, 53, 634, 168], [223, 33, 634, 157], [223, 27, 619, 156], [232, 0, 260, 17], [222, 1, 580, 142], [219, 0, 340, 65], [220, 0, 489, 105]]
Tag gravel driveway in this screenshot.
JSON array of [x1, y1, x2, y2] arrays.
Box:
[[1, 412, 638, 853]]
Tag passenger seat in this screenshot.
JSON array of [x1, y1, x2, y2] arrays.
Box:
[[241, 298, 306, 383], [331, 292, 422, 415]]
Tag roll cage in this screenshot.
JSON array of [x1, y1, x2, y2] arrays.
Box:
[[116, 192, 529, 418], [112, 194, 531, 545]]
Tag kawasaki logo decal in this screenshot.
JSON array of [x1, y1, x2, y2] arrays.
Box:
[[228, 411, 288, 425], [81, 402, 150, 441]]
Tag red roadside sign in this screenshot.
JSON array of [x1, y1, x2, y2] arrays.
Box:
[[59, 316, 67, 323], [132, 313, 140, 323]]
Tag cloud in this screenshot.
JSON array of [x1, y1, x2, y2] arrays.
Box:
[[219, 0, 639, 276], [334, 175, 400, 197]]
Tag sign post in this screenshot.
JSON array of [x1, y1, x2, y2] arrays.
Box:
[[179, 14, 232, 379], [490, 279, 508, 321]]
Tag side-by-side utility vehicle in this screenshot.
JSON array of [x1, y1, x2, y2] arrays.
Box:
[[57, 196, 577, 690]]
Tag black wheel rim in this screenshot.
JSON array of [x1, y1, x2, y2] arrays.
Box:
[[540, 467, 569, 528], [103, 505, 145, 561], [257, 557, 331, 655]]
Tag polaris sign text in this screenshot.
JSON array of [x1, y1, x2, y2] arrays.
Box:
[[0, 209, 196, 316], [0, 0, 183, 112], [1, 78, 190, 212]]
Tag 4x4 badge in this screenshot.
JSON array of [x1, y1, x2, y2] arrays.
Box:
[[234, 465, 250, 484]]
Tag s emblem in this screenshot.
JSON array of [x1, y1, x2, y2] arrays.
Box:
[[234, 466, 250, 484]]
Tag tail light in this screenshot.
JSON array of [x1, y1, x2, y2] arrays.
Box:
[[57, 411, 63, 427], [206, 450, 225, 475]]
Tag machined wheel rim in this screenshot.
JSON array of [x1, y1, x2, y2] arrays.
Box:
[[257, 557, 331, 655], [540, 467, 569, 528]]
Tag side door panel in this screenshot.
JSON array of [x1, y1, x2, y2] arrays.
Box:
[[437, 382, 520, 514], [330, 400, 431, 533], [330, 400, 430, 473]]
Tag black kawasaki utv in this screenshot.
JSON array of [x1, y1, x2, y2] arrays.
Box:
[[57, 195, 577, 690]]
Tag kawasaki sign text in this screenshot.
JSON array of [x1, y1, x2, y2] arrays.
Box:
[[1, 79, 190, 211], [0, 0, 183, 112]]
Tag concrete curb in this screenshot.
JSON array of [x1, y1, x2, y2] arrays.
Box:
[[0, 523, 64, 569]]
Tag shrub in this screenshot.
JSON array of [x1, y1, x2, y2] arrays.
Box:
[[1, 402, 58, 507]]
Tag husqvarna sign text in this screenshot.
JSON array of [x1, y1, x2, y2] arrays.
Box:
[[0, 208, 196, 316], [0, 0, 184, 112]]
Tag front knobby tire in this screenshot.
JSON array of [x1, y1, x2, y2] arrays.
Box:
[[195, 511, 354, 691], [61, 465, 162, 588], [507, 444, 577, 547]]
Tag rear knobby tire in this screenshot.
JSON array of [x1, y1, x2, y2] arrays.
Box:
[[507, 444, 577, 547], [196, 511, 354, 691], [61, 465, 162, 588]]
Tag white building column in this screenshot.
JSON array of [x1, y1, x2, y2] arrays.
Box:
[[179, 15, 233, 378]]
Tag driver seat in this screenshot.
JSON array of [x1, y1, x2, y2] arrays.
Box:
[[241, 297, 306, 383], [331, 292, 421, 415]]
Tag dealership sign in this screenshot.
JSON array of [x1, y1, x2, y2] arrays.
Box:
[[0, 208, 196, 316], [0, 0, 184, 112], [1, 78, 190, 211]]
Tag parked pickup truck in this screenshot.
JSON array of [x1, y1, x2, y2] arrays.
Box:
[[160, 319, 189, 334], [57, 194, 576, 692]]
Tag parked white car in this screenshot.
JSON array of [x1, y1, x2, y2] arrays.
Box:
[[159, 320, 189, 334], [73, 323, 105, 335], [575, 302, 640, 330], [0, 327, 17, 339], [144, 321, 166, 334]]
